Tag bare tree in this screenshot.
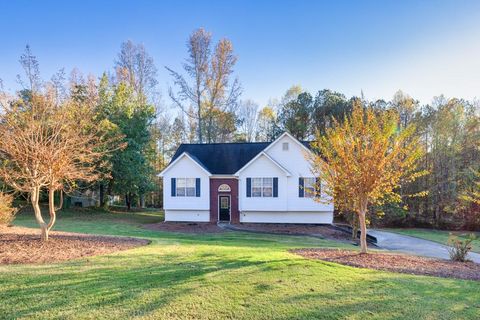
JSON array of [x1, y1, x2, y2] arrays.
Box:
[[69, 69, 98, 107], [17, 45, 42, 92], [186, 105, 198, 143], [115, 40, 158, 101], [48, 68, 67, 104], [167, 28, 241, 143], [238, 99, 259, 142], [0, 79, 12, 108]]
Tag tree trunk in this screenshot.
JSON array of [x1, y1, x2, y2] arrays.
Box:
[[434, 205, 441, 228], [140, 194, 146, 208], [102, 179, 113, 210], [57, 190, 63, 211], [358, 210, 368, 254], [207, 115, 213, 143], [31, 186, 49, 241], [197, 101, 203, 143], [351, 213, 359, 240], [47, 188, 57, 232], [125, 193, 131, 211], [99, 183, 105, 207]]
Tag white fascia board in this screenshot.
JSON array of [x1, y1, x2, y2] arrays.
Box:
[[158, 152, 211, 177], [234, 151, 291, 176], [210, 175, 238, 179], [264, 131, 313, 156]]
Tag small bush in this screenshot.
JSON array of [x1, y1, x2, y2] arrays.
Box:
[[447, 233, 476, 262], [0, 192, 17, 225]]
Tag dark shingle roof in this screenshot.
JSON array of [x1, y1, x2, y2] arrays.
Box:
[[170, 139, 313, 175], [171, 142, 270, 174]]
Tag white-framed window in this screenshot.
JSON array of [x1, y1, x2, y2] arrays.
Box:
[[176, 178, 196, 197], [252, 178, 262, 197], [282, 142, 289, 151], [252, 177, 274, 197], [303, 177, 316, 198]]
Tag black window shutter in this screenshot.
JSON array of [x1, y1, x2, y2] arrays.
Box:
[[299, 177, 304, 197], [246, 178, 251, 197], [196, 178, 201, 197], [315, 177, 321, 198], [171, 178, 176, 197], [273, 178, 278, 197]]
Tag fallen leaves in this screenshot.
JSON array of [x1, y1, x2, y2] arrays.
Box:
[[293, 248, 480, 281]]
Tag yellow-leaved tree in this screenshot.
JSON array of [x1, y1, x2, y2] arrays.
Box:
[[460, 169, 480, 205], [309, 100, 426, 253]]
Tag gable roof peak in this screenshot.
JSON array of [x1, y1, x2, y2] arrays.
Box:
[[161, 133, 314, 176], [264, 131, 313, 155], [234, 151, 291, 176], [158, 152, 211, 177]]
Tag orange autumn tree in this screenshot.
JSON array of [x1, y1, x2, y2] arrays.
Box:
[[0, 91, 118, 241], [309, 100, 426, 253]]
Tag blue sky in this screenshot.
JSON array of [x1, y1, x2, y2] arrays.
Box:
[[1, 0, 480, 106]]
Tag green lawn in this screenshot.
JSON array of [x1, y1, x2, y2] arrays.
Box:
[[1, 209, 480, 319], [386, 228, 480, 253]]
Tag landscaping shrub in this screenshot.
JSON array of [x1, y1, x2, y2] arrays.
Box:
[[0, 192, 17, 225], [447, 233, 476, 262]]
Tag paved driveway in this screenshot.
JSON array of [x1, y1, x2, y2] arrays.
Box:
[[368, 229, 480, 263]]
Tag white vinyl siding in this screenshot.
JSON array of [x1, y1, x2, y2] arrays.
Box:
[[165, 210, 210, 222], [239, 134, 333, 215], [240, 211, 333, 224], [162, 154, 210, 215]]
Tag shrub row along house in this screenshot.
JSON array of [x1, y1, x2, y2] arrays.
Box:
[[159, 132, 333, 224]]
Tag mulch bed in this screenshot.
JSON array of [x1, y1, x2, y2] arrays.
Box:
[[143, 222, 225, 233], [234, 223, 353, 242], [0, 226, 149, 265], [292, 248, 480, 281]]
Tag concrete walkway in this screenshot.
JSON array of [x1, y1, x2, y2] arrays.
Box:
[[368, 229, 480, 263]]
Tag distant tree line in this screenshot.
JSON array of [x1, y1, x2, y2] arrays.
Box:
[[268, 88, 479, 230], [259, 87, 479, 230]]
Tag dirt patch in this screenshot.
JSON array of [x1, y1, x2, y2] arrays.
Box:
[[292, 248, 480, 281], [0, 226, 149, 265], [232, 223, 353, 242], [144, 222, 225, 233]]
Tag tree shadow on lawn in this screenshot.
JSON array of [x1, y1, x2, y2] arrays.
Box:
[[272, 269, 480, 319], [1, 251, 289, 318], [2, 249, 480, 319], [145, 230, 349, 251], [10, 213, 479, 318]]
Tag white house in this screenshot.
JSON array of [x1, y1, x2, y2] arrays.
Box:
[[159, 132, 333, 224]]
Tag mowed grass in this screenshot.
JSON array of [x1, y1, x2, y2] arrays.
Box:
[[1, 209, 479, 319], [386, 228, 480, 253]]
